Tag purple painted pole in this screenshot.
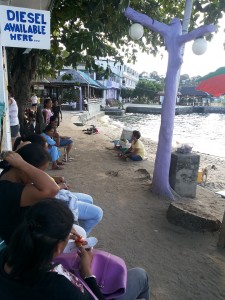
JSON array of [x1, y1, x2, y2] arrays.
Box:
[[125, 7, 216, 199]]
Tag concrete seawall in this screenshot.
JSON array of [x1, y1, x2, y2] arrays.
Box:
[[123, 105, 225, 115]]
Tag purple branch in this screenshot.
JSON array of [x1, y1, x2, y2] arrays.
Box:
[[178, 24, 216, 45], [124, 7, 168, 35]]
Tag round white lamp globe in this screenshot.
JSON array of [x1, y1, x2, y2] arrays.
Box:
[[192, 38, 208, 55], [129, 23, 144, 40]]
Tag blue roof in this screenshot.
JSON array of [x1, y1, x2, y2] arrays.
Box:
[[78, 71, 106, 89], [50, 69, 106, 89]]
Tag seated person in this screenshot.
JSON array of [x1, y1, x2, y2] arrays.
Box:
[[14, 134, 95, 207], [0, 199, 150, 300], [0, 145, 103, 236], [41, 124, 64, 170], [0, 146, 59, 246], [119, 130, 145, 161], [0, 199, 105, 300], [50, 115, 73, 162]]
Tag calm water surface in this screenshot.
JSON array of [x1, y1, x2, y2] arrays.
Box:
[[107, 113, 225, 158]]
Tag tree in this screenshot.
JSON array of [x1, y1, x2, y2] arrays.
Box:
[[6, 1, 225, 129], [124, 6, 215, 199], [179, 74, 190, 87], [132, 80, 162, 103], [6, 0, 220, 120], [121, 88, 133, 99]]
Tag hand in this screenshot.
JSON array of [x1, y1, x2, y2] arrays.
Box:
[[78, 246, 93, 278], [53, 176, 65, 184], [2, 151, 25, 168], [54, 132, 60, 138], [69, 229, 88, 246], [58, 182, 69, 190]]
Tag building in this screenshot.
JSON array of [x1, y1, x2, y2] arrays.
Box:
[[95, 59, 139, 103]]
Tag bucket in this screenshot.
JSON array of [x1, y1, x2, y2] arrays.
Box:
[[120, 128, 133, 143], [197, 171, 203, 183]]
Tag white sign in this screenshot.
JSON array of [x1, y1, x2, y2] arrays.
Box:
[[33, 85, 44, 90], [0, 5, 50, 49]]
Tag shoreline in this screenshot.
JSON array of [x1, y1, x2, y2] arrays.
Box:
[[95, 115, 225, 194]]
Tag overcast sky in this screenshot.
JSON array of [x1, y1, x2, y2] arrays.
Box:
[[132, 17, 225, 78]]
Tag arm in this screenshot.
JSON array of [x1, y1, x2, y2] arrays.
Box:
[[53, 132, 61, 146], [79, 247, 105, 300], [42, 110, 47, 123], [4, 152, 59, 206], [52, 176, 65, 184], [59, 106, 62, 120], [122, 148, 139, 158]]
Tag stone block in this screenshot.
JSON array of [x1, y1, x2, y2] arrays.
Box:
[[167, 202, 221, 232], [169, 152, 200, 198]]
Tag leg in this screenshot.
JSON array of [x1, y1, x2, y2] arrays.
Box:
[[116, 268, 150, 300], [10, 125, 20, 149], [66, 142, 73, 157], [59, 139, 73, 161], [129, 155, 143, 161], [77, 202, 103, 235], [73, 193, 94, 204], [48, 147, 63, 170]]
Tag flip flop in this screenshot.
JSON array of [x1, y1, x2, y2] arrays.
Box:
[[57, 161, 66, 165]]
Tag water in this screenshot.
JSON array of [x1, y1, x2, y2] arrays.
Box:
[[107, 113, 225, 158]]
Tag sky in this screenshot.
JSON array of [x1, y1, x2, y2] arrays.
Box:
[[132, 18, 225, 78]]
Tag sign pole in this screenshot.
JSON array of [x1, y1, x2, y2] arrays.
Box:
[[0, 35, 12, 150]]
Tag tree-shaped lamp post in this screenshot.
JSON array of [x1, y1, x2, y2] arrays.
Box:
[[125, 7, 216, 200]]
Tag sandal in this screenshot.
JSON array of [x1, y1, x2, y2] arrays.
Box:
[[63, 155, 74, 162], [67, 157, 74, 161], [57, 161, 66, 165]]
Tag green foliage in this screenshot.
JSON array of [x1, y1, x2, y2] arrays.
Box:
[[121, 88, 133, 99], [132, 79, 163, 103], [62, 87, 80, 103], [61, 73, 73, 81], [6, 0, 225, 115]]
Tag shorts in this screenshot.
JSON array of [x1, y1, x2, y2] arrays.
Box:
[[32, 103, 37, 106], [10, 124, 20, 138], [59, 138, 73, 147]]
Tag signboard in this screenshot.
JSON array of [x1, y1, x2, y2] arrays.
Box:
[[0, 5, 50, 49], [33, 85, 44, 90]]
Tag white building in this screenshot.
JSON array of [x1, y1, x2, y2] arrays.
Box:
[[95, 59, 139, 103]]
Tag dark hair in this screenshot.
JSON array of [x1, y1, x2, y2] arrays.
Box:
[[0, 144, 50, 177], [16, 143, 50, 168], [7, 85, 14, 97], [52, 98, 58, 103], [26, 134, 47, 148], [133, 130, 141, 139], [13, 134, 47, 151], [6, 199, 74, 281], [43, 98, 52, 108], [43, 124, 54, 133]]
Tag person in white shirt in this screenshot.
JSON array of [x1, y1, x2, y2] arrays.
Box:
[[8, 86, 20, 148], [31, 94, 38, 111]]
